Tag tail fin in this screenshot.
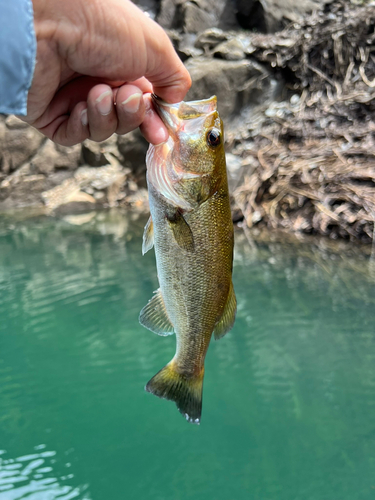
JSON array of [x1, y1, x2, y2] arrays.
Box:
[[145, 361, 204, 424]]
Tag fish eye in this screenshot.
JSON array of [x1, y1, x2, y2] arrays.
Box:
[[206, 128, 221, 148]]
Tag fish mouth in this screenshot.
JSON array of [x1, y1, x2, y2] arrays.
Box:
[[152, 94, 217, 133]]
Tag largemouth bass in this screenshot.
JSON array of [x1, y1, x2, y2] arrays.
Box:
[[140, 94, 236, 424]]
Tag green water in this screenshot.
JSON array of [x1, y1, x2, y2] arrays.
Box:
[[0, 211, 375, 500]]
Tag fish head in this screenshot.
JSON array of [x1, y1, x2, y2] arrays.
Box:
[[146, 95, 226, 210]]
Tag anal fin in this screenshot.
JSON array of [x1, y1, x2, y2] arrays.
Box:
[[142, 216, 154, 255], [139, 288, 174, 336], [213, 281, 237, 340]]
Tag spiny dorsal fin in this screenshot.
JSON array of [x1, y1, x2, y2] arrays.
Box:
[[167, 212, 194, 252], [142, 216, 154, 255], [213, 282, 237, 340], [139, 288, 174, 336]]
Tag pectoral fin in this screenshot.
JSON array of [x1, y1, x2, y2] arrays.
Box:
[[139, 288, 174, 336], [213, 282, 237, 340], [167, 211, 194, 252], [142, 216, 154, 255]]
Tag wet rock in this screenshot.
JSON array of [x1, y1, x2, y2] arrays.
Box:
[[1, 124, 44, 174], [185, 58, 274, 120]]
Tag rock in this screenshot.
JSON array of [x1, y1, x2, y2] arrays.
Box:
[[0, 120, 6, 172], [234, 0, 267, 32], [74, 164, 128, 207], [193, 0, 238, 30], [31, 140, 81, 174], [176, 33, 204, 61], [117, 130, 148, 184], [183, 2, 217, 33], [81, 140, 110, 167], [0, 174, 49, 210], [1, 124, 44, 174], [157, 0, 183, 29], [157, 0, 238, 32], [260, 0, 332, 32], [4, 115, 29, 129], [185, 58, 275, 120], [213, 38, 246, 60], [195, 28, 229, 52], [42, 178, 96, 212]]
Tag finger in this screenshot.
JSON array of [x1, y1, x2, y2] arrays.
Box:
[[44, 101, 90, 146], [127, 77, 153, 94], [140, 94, 168, 145], [87, 84, 118, 142], [115, 84, 145, 135]]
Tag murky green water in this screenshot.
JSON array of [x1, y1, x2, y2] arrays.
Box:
[[1, 211, 375, 500]]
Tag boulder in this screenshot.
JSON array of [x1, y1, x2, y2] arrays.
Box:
[[157, 0, 238, 32], [185, 58, 275, 120], [260, 0, 332, 32]]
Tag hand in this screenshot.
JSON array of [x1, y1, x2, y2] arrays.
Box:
[[25, 0, 191, 146]]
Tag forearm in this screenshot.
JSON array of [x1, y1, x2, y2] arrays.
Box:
[[0, 0, 36, 115]]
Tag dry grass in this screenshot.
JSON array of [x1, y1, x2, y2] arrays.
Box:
[[232, 0, 375, 243]]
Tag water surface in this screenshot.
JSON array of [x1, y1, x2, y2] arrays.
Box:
[[0, 211, 374, 500]]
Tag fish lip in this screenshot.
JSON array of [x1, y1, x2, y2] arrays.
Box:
[[151, 94, 218, 132], [151, 94, 180, 132]]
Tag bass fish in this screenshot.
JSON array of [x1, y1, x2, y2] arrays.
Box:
[[140, 94, 236, 424]]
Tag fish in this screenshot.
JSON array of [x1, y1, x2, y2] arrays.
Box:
[[139, 94, 236, 424]]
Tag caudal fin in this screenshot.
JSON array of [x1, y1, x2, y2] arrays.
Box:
[[145, 361, 204, 424]]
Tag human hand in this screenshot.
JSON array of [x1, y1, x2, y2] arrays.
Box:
[[25, 0, 191, 146]]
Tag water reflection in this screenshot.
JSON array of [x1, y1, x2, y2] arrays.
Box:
[[0, 211, 375, 500], [0, 447, 90, 500]]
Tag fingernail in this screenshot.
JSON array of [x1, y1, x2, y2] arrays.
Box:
[[121, 92, 142, 113], [81, 109, 88, 127], [96, 90, 112, 116]]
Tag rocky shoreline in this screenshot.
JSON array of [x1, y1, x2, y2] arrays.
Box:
[[1, 0, 374, 243]]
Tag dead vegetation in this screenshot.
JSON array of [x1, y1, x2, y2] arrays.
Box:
[[232, 0, 375, 243]]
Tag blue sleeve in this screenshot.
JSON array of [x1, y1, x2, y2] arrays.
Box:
[[0, 0, 36, 116]]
